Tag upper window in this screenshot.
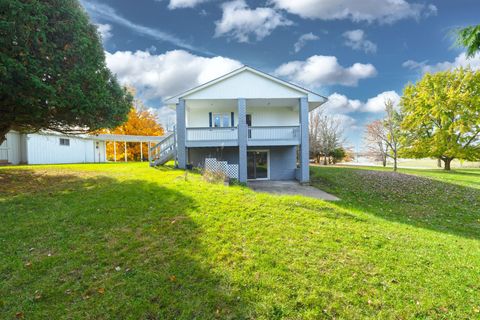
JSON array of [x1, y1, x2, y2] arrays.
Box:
[[59, 138, 70, 146], [213, 113, 230, 128]]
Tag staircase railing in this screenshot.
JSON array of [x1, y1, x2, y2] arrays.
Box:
[[149, 132, 176, 167]]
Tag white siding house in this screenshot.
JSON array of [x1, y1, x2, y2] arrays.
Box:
[[154, 66, 328, 183]]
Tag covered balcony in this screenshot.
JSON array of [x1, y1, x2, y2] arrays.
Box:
[[184, 98, 302, 147]]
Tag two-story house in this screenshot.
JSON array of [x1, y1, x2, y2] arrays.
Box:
[[160, 66, 327, 184]]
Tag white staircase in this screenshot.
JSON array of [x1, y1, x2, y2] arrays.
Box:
[[149, 132, 176, 166]]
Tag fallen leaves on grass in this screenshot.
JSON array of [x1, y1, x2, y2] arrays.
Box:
[[34, 291, 42, 300]]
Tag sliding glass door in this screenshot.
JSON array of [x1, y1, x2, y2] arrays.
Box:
[[247, 151, 269, 180]]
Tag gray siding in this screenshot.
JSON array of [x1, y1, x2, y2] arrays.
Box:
[[270, 146, 297, 180], [176, 99, 186, 168], [237, 98, 247, 182], [188, 147, 239, 168], [250, 146, 297, 180], [188, 146, 296, 181], [299, 96, 309, 183]]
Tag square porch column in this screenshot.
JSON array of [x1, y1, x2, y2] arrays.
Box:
[[299, 96, 309, 183], [237, 98, 247, 183], [176, 98, 187, 169]]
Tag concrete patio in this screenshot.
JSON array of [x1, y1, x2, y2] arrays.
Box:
[[248, 180, 340, 201]]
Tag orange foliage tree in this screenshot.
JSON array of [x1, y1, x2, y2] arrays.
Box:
[[98, 91, 164, 161]]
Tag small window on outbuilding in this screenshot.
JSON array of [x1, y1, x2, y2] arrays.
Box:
[[59, 138, 70, 146]]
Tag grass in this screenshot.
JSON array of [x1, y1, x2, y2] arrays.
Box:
[[353, 158, 480, 169], [1, 163, 480, 319], [311, 165, 480, 239]]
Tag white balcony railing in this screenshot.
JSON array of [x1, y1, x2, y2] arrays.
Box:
[[185, 126, 301, 144], [248, 126, 300, 142], [186, 127, 238, 141]]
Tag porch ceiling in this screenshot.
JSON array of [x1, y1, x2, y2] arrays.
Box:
[[185, 98, 300, 110]]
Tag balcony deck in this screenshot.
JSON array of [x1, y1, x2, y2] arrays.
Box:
[[186, 127, 238, 147], [248, 126, 300, 146], [185, 126, 300, 147]]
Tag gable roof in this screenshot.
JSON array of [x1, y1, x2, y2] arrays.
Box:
[[164, 65, 328, 105]]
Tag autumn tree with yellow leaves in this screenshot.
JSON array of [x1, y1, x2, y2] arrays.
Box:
[[98, 88, 164, 161]]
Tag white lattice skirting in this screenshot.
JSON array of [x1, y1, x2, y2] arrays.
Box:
[[204, 158, 239, 179]]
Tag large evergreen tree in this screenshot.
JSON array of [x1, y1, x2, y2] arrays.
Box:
[[400, 68, 480, 170], [0, 0, 131, 144]]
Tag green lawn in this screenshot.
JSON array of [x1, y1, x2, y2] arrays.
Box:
[[1, 163, 479, 319]]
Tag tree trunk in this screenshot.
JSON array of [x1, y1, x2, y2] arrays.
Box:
[[323, 155, 327, 165], [393, 151, 398, 172], [437, 158, 442, 168], [382, 155, 387, 167], [443, 158, 452, 170], [0, 124, 11, 145]]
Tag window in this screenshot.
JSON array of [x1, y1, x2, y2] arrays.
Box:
[[213, 113, 230, 127], [59, 138, 70, 146]]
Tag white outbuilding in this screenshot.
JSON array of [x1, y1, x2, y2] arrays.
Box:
[[0, 131, 165, 165]]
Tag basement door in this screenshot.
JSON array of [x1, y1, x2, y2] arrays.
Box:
[[247, 150, 269, 180]]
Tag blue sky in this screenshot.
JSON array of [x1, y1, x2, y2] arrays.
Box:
[[81, 0, 480, 149]]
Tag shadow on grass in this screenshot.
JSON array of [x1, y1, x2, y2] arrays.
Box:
[[310, 166, 480, 241], [442, 170, 480, 178], [0, 169, 248, 319]]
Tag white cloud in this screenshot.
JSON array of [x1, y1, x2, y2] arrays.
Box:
[[155, 106, 177, 130], [105, 49, 242, 101], [343, 29, 377, 54], [293, 33, 319, 53], [146, 45, 157, 53], [323, 91, 400, 114], [323, 93, 363, 114], [363, 90, 400, 112], [274, 55, 377, 87], [167, 0, 208, 9], [82, 0, 207, 54], [403, 52, 480, 73], [96, 23, 112, 42], [269, 0, 437, 24], [334, 113, 358, 129], [215, 0, 293, 42]]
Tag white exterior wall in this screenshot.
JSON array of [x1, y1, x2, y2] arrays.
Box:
[[20, 133, 28, 163], [26, 134, 106, 165], [184, 71, 304, 100], [0, 131, 23, 164], [186, 106, 298, 127], [187, 106, 238, 127], [247, 107, 299, 126]]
